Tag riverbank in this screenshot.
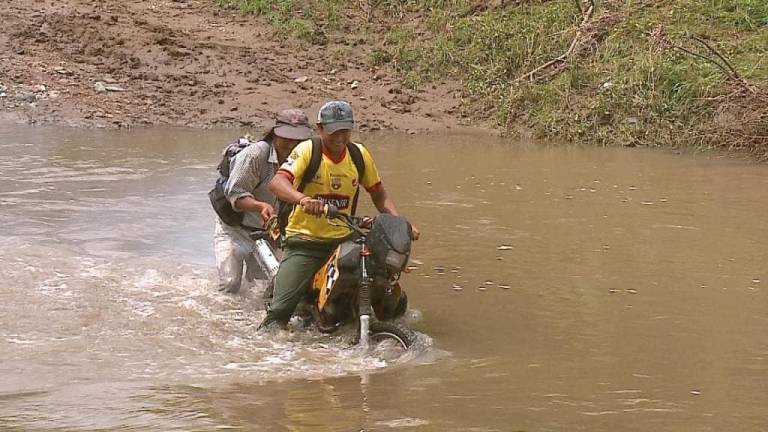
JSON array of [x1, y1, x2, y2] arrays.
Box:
[[0, 0, 464, 132], [222, 0, 767, 156], [2, 0, 766, 157]]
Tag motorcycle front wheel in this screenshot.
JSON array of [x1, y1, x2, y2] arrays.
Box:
[[368, 321, 417, 350]]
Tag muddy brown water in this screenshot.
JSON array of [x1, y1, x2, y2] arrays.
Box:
[[1, 123, 768, 431]]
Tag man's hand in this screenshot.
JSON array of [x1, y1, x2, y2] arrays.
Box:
[[360, 216, 375, 229], [410, 224, 420, 241], [300, 197, 325, 216]]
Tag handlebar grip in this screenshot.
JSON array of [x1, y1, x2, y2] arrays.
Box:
[[324, 204, 340, 219]]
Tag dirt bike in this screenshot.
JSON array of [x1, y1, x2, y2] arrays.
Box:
[[254, 206, 417, 350]]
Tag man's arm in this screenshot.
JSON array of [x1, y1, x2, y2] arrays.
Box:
[[270, 173, 325, 215], [270, 174, 305, 204], [360, 146, 418, 238], [369, 187, 399, 216], [370, 186, 420, 239]]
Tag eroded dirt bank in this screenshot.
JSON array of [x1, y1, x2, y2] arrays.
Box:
[[1, 0, 465, 132]]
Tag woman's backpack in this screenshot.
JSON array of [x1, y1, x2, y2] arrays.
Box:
[[208, 137, 269, 227]]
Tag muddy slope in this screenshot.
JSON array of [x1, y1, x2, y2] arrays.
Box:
[[1, 0, 464, 131]]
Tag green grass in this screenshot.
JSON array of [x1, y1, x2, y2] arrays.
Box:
[[219, 0, 768, 154], [375, 0, 768, 151], [216, 0, 343, 41]]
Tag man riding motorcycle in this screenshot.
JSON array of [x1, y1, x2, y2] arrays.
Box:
[[258, 100, 419, 330]]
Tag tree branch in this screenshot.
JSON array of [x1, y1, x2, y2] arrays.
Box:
[[691, 36, 740, 80], [670, 44, 733, 78], [513, 0, 595, 83]]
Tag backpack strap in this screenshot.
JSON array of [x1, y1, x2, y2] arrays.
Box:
[[299, 137, 324, 194], [216, 137, 250, 178], [346, 143, 366, 216], [252, 139, 274, 191], [276, 138, 323, 237]]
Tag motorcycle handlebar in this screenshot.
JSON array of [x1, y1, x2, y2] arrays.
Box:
[[324, 204, 342, 220], [324, 204, 368, 235], [325, 205, 419, 241]]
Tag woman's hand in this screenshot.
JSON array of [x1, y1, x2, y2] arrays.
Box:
[[255, 202, 275, 222]]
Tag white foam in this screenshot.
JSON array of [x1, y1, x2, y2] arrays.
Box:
[[3, 242, 435, 384], [374, 418, 430, 428], [6, 337, 38, 345]]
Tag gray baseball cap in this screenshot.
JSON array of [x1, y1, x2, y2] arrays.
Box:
[[317, 100, 354, 134]]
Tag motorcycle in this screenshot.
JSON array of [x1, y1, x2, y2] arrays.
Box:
[[252, 206, 417, 350]]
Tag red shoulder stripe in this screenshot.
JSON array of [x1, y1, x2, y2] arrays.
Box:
[[276, 169, 295, 183], [365, 181, 383, 193]]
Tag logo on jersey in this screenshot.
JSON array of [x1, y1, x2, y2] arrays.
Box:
[[316, 194, 350, 209], [283, 151, 299, 168], [330, 175, 343, 191]]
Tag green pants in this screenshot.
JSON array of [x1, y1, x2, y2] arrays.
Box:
[[259, 237, 340, 329]]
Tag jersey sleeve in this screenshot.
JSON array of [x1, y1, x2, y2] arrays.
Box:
[[276, 139, 312, 188], [358, 144, 383, 193]]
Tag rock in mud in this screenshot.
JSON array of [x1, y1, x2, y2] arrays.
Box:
[[53, 66, 72, 75], [104, 84, 127, 92], [16, 93, 37, 103]]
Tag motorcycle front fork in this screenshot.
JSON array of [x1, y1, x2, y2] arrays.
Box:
[[358, 254, 372, 350]]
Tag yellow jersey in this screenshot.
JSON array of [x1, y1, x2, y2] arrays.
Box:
[[276, 140, 383, 240]]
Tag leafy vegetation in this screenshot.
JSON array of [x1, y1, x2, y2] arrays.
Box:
[[219, 0, 768, 157]]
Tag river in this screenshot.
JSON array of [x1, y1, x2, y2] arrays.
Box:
[[1, 123, 767, 431]]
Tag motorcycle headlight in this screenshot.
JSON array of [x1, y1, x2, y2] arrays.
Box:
[[385, 250, 408, 274]]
